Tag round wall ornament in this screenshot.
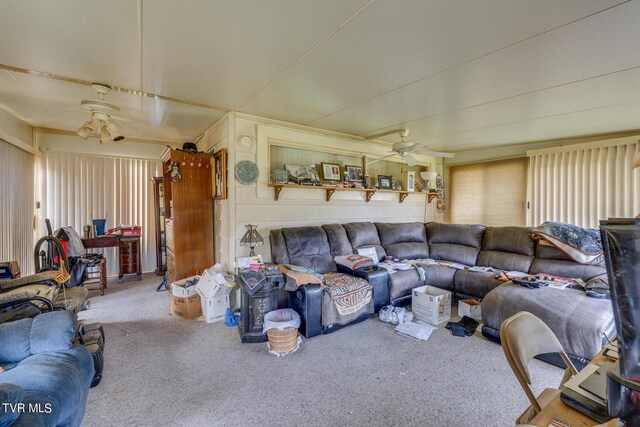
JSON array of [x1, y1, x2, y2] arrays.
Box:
[[235, 160, 259, 184], [238, 136, 252, 148]]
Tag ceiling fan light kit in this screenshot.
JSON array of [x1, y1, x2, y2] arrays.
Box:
[[74, 83, 126, 143]]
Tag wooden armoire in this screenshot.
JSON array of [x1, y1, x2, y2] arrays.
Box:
[[160, 147, 214, 285]]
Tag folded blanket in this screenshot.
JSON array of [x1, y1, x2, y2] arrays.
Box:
[[321, 272, 373, 327], [278, 264, 323, 291], [532, 222, 603, 265]]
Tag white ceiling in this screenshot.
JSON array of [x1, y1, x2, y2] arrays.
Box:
[[0, 0, 639, 149]]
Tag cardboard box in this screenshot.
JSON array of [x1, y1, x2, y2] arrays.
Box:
[[458, 299, 482, 321], [411, 285, 452, 325], [170, 294, 202, 320], [170, 275, 200, 297], [200, 292, 231, 323]]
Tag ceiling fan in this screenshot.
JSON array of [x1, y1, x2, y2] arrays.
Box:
[[366, 129, 454, 166], [76, 84, 128, 143]]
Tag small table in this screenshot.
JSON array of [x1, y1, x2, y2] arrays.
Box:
[[82, 236, 142, 283], [530, 349, 618, 427]]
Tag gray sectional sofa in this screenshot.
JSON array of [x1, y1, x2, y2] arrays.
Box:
[[270, 221, 615, 368]]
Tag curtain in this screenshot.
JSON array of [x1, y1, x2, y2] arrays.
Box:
[[0, 139, 35, 275], [450, 157, 528, 226], [41, 152, 161, 276], [528, 139, 640, 228]]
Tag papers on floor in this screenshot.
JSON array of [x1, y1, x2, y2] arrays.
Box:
[[394, 321, 435, 341]]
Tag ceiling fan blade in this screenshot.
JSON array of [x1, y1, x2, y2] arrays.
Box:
[[393, 141, 429, 152], [110, 115, 132, 123], [404, 154, 418, 166], [411, 150, 456, 158], [367, 153, 398, 164]]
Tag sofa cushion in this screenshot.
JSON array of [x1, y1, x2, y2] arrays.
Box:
[[375, 222, 427, 246], [415, 264, 458, 293], [321, 224, 352, 256], [385, 243, 430, 260], [0, 383, 23, 426], [375, 222, 429, 259], [476, 251, 533, 273], [453, 270, 503, 299], [0, 318, 32, 363], [388, 269, 424, 301], [482, 226, 535, 256], [30, 311, 76, 355], [426, 223, 486, 266], [429, 244, 480, 267], [281, 227, 336, 274], [426, 223, 486, 247], [269, 229, 290, 264], [481, 283, 614, 361], [528, 258, 606, 282], [343, 222, 386, 261]]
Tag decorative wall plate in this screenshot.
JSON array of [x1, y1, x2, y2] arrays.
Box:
[[235, 160, 259, 184], [437, 189, 445, 200], [238, 136, 252, 148], [436, 177, 444, 189], [437, 200, 445, 211]]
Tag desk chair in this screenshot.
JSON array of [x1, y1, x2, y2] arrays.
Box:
[[501, 311, 579, 424]]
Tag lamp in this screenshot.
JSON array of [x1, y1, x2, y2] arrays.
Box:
[[106, 122, 124, 141], [240, 224, 263, 256], [420, 171, 438, 192]]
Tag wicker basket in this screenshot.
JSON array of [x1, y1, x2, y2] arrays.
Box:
[[267, 327, 298, 355]]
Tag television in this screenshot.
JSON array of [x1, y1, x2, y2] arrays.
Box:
[[600, 218, 640, 423]]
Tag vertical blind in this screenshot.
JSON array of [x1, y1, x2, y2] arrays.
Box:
[[0, 139, 35, 275], [41, 152, 161, 276], [450, 157, 528, 226], [528, 139, 640, 228]]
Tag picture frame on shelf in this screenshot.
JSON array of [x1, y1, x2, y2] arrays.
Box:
[[406, 171, 416, 192], [321, 162, 341, 181], [346, 165, 364, 182], [284, 164, 319, 184], [213, 148, 227, 200], [273, 169, 289, 184], [377, 175, 393, 190]]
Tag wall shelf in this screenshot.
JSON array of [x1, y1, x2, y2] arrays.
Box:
[[269, 183, 439, 204]]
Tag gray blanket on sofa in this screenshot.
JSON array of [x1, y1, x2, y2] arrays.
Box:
[[532, 222, 603, 265]]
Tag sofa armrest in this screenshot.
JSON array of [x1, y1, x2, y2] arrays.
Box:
[[286, 284, 323, 339], [0, 383, 23, 426], [336, 265, 390, 311]]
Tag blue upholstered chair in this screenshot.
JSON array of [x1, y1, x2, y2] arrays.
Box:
[[0, 311, 94, 427]]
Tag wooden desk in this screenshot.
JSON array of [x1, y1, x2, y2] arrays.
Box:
[[531, 350, 619, 427], [82, 236, 142, 283]]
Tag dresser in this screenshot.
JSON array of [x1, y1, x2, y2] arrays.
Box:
[[160, 147, 214, 285]]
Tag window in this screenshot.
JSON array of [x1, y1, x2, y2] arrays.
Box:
[[528, 138, 639, 228], [450, 157, 527, 226], [0, 139, 35, 274]]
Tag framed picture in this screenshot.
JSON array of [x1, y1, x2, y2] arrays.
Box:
[[406, 171, 416, 191], [321, 162, 341, 181], [213, 148, 227, 200], [284, 164, 319, 184], [273, 169, 289, 184], [346, 165, 363, 182], [377, 175, 393, 190]]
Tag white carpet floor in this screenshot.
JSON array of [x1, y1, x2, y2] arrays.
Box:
[[79, 273, 563, 427]]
